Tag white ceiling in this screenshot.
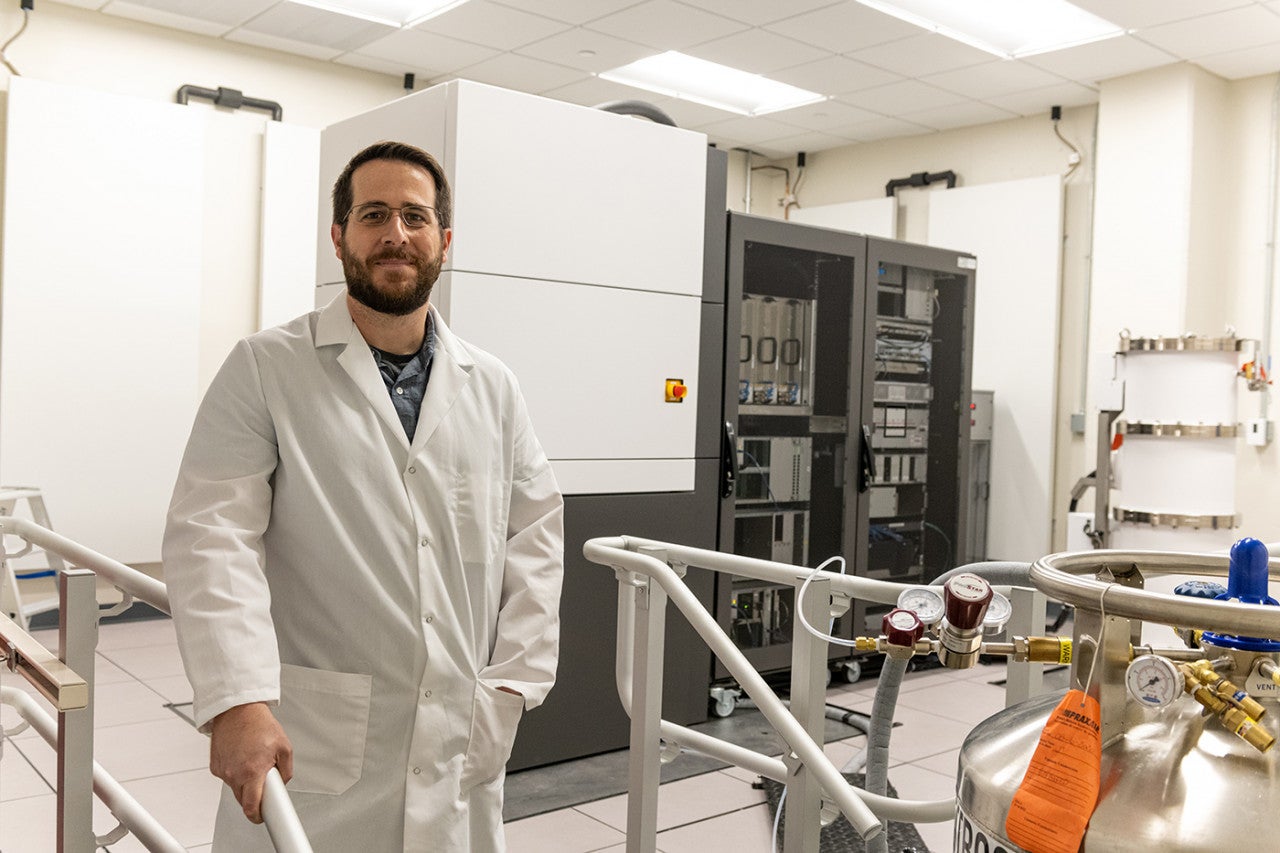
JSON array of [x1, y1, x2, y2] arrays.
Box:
[[59, 0, 1280, 157]]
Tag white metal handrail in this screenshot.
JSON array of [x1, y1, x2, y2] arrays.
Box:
[[0, 516, 313, 852], [584, 535, 958, 853]]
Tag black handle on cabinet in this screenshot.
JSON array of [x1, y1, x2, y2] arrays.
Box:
[[858, 424, 875, 494], [721, 421, 739, 499]]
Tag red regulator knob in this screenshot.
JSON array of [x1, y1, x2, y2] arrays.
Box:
[[882, 608, 925, 647], [943, 573, 993, 631]]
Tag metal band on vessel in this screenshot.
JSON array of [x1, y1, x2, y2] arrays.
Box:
[[1111, 508, 1240, 529], [1115, 420, 1239, 438]]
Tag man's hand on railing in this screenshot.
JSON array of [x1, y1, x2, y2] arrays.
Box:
[[210, 702, 294, 825]]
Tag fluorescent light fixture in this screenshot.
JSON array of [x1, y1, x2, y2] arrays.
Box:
[[286, 0, 471, 28], [854, 0, 1125, 58], [599, 51, 826, 117]]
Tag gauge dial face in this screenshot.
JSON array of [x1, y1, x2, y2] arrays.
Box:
[[1126, 655, 1183, 709], [897, 587, 944, 626], [983, 592, 1012, 631]]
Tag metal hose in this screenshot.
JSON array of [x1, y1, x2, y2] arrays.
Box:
[[865, 655, 909, 853], [934, 561, 1033, 586]]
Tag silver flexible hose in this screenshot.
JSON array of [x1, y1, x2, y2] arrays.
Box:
[[933, 561, 1033, 587], [865, 655, 909, 853]]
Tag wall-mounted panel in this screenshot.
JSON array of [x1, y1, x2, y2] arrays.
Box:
[[1, 78, 204, 563], [261, 122, 321, 330], [928, 175, 1062, 561]]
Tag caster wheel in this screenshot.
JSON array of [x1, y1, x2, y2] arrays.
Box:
[[841, 660, 862, 684]]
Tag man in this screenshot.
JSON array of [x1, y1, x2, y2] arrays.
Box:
[[164, 140, 564, 852]]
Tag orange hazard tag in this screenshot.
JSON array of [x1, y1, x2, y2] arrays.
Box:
[[1004, 689, 1101, 853]]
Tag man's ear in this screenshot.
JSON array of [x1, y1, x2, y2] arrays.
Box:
[[331, 223, 343, 259]]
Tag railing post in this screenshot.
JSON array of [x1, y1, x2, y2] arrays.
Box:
[[783, 575, 829, 853], [626, 547, 668, 853], [57, 568, 97, 853], [1005, 586, 1047, 706]]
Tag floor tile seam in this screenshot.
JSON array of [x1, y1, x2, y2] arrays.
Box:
[[653, 800, 771, 835], [0, 746, 55, 800]]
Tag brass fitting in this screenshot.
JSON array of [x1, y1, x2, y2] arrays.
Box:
[[1187, 660, 1267, 720], [1181, 663, 1275, 753]]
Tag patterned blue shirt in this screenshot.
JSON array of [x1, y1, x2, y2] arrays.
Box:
[[369, 316, 436, 441]]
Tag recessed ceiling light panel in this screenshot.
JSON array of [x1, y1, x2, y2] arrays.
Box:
[[599, 51, 826, 117], [855, 0, 1125, 58], [286, 0, 471, 28]]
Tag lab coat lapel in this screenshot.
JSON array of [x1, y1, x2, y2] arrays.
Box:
[[316, 294, 412, 451], [410, 306, 473, 457]]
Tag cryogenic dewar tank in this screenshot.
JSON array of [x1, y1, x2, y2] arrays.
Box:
[[955, 539, 1280, 853]]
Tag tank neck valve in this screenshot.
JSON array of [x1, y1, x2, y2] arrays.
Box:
[[938, 573, 992, 669], [1203, 538, 1280, 653]]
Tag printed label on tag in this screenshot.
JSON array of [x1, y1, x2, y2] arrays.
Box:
[[1005, 689, 1101, 853]]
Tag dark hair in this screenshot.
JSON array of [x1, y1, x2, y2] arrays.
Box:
[[331, 141, 452, 232]]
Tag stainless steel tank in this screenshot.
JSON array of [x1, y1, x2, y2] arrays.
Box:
[[954, 541, 1280, 853]]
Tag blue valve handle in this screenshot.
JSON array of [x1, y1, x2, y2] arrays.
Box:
[[1217, 538, 1278, 606]]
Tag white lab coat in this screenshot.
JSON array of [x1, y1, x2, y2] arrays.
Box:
[[163, 295, 564, 852]]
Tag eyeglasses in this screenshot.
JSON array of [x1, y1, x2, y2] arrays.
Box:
[[344, 202, 438, 230]]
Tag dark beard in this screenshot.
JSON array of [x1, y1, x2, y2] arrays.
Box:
[[343, 246, 443, 317]]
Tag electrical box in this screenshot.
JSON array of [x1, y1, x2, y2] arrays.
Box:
[[317, 81, 708, 495]]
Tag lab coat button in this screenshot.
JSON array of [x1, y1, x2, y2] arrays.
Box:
[[408, 466, 417, 474], [424, 614, 434, 623], [412, 767, 421, 775], [420, 537, 429, 547], [424, 690, 432, 698]]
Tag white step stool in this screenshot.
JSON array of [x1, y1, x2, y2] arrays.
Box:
[[1, 487, 67, 630]]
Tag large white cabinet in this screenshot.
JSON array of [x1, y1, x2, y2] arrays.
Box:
[[318, 81, 708, 495]]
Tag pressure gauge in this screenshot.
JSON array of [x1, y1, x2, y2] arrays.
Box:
[[897, 587, 944, 626], [982, 592, 1013, 634], [1126, 654, 1183, 709]]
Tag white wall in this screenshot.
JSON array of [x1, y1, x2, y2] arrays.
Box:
[[0, 3, 403, 388]]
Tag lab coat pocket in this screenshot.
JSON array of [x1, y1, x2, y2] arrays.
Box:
[[459, 680, 525, 794], [275, 663, 372, 796]]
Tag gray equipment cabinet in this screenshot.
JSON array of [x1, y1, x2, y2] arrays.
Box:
[[716, 224, 976, 683]]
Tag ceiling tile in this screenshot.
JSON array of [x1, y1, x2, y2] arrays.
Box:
[[1070, 0, 1253, 30], [697, 115, 809, 145], [230, 3, 392, 52], [1136, 5, 1280, 58], [768, 98, 878, 131], [982, 81, 1099, 117], [584, 0, 746, 50], [685, 28, 829, 74], [1021, 34, 1177, 84], [488, 0, 645, 25], [411, 0, 570, 50], [770, 55, 903, 96], [102, 0, 272, 27], [1194, 41, 1280, 79], [450, 53, 585, 93], [514, 27, 654, 72], [541, 75, 659, 107], [850, 33, 994, 78], [101, 2, 235, 37], [1018, 34, 1177, 85], [829, 115, 933, 142], [761, 130, 858, 156], [765, 1, 923, 53], [899, 100, 1019, 132], [224, 28, 343, 61], [675, 0, 843, 27], [923, 60, 1067, 101], [841, 79, 967, 114], [351, 28, 499, 75]]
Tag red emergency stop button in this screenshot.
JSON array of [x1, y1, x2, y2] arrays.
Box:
[[665, 379, 688, 403]]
